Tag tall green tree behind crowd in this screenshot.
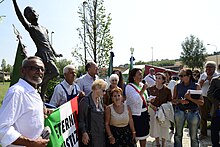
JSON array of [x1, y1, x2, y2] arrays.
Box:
[[55, 59, 72, 78], [1, 59, 6, 71], [180, 35, 207, 70], [72, 0, 113, 68]]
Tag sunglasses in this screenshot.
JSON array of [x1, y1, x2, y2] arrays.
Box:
[[178, 74, 187, 78], [102, 89, 106, 93], [25, 66, 45, 72]]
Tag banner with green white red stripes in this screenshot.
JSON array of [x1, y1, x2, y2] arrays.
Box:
[[45, 97, 78, 147]]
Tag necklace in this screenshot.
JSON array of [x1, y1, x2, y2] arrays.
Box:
[[156, 85, 163, 90], [113, 104, 124, 114]]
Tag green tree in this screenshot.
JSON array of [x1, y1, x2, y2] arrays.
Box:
[[5, 64, 13, 73], [180, 35, 207, 70], [72, 0, 113, 68], [1, 59, 6, 71], [55, 59, 72, 78]]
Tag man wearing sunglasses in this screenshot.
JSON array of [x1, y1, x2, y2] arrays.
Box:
[[0, 56, 49, 146], [198, 61, 219, 140]]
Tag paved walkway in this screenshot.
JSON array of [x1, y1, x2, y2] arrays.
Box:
[[137, 128, 212, 147]]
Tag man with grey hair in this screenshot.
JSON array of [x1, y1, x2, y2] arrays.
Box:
[[49, 65, 84, 107], [199, 61, 219, 139], [0, 56, 49, 146], [144, 67, 156, 87]]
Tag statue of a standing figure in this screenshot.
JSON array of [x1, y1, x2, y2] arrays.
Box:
[[12, 0, 63, 101]]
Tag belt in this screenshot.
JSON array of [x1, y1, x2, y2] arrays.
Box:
[[182, 109, 198, 113]]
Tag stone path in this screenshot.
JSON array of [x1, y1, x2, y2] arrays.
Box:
[[137, 128, 212, 147]]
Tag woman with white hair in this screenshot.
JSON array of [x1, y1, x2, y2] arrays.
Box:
[[103, 74, 120, 108], [78, 79, 108, 147]]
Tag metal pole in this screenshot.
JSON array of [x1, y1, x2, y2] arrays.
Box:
[[151, 46, 153, 66], [83, 1, 87, 66], [207, 44, 218, 66], [215, 46, 218, 66], [51, 31, 54, 46], [130, 47, 134, 70]]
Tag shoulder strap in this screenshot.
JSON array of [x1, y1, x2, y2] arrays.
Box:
[[149, 75, 156, 81], [60, 84, 69, 98], [87, 97, 92, 133], [128, 83, 148, 109]]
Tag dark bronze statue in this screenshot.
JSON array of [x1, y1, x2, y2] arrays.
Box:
[[12, 0, 63, 101]]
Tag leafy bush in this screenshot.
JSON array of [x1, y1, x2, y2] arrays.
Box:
[[45, 77, 63, 103]]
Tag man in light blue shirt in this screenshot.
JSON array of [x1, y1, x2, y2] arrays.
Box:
[[76, 61, 99, 96]]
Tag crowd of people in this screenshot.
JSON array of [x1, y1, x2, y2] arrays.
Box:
[[1, 56, 220, 147]]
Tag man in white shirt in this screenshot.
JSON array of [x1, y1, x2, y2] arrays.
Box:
[[49, 65, 84, 107], [0, 56, 49, 147], [76, 61, 99, 96], [144, 68, 156, 87], [199, 61, 219, 139]]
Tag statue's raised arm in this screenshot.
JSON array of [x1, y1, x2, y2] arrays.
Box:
[[12, 0, 30, 31]]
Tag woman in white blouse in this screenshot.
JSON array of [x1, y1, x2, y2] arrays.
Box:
[[125, 68, 150, 147]]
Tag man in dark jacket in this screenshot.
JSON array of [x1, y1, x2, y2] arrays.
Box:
[[207, 75, 220, 147]]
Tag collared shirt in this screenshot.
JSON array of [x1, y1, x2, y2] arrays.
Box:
[[49, 80, 81, 107], [199, 72, 219, 96], [0, 79, 44, 147], [144, 74, 156, 87], [76, 73, 98, 96]]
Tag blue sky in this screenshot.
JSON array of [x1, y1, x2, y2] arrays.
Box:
[[1, 0, 220, 67]]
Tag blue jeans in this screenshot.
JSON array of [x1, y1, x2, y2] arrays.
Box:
[[174, 109, 200, 147]]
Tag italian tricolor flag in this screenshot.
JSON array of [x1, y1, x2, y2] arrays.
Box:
[[45, 97, 78, 147]]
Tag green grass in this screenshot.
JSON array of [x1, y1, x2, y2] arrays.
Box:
[[0, 82, 10, 107]]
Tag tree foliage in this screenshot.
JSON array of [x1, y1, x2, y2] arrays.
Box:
[[72, 0, 113, 68], [55, 59, 72, 78], [45, 58, 72, 101], [180, 35, 207, 70], [135, 59, 176, 67], [1, 59, 6, 71]]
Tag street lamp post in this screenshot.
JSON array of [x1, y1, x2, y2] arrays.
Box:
[[51, 31, 54, 46], [83, 1, 88, 66], [207, 44, 218, 66], [151, 46, 154, 66], [130, 47, 134, 70]]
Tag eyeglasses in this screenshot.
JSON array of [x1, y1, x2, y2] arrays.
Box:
[[25, 66, 45, 72], [111, 79, 117, 82], [206, 66, 215, 68], [178, 74, 187, 78]]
